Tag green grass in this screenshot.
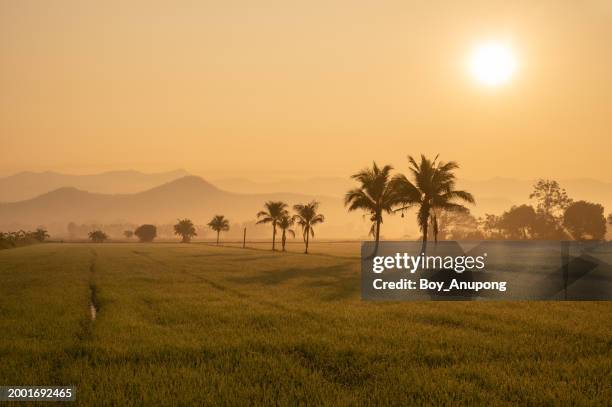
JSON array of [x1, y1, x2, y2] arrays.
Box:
[[0, 243, 611, 406]]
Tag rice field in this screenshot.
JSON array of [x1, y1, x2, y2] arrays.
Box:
[[0, 242, 611, 405]]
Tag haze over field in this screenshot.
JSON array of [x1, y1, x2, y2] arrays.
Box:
[[1, 169, 612, 240], [1, 1, 611, 240], [1, 1, 612, 182]]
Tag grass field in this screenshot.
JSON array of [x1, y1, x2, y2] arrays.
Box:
[[1, 243, 611, 405]]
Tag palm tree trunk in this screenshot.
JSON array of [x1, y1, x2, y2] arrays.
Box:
[[433, 215, 438, 245], [216, 231, 219, 245], [421, 222, 428, 255], [272, 224, 276, 251], [305, 228, 309, 254], [282, 230, 286, 251], [373, 218, 381, 256]]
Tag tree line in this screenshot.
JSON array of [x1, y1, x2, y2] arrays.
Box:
[[0, 228, 49, 250], [345, 156, 612, 252], [4, 154, 610, 252], [85, 200, 326, 254]]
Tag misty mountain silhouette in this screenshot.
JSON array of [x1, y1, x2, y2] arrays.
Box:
[[0, 176, 356, 237], [0, 169, 191, 202], [215, 176, 612, 217]]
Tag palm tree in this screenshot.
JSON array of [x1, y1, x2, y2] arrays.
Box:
[[256, 201, 288, 250], [391, 154, 474, 253], [293, 201, 325, 254], [345, 162, 396, 256], [207, 215, 230, 245], [174, 218, 197, 243], [277, 215, 295, 251]]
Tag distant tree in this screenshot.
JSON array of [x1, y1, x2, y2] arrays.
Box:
[[293, 201, 325, 254], [123, 230, 134, 239], [88, 230, 108, 243], [531, 213, 569, 240], [563, 201, 606, 241], [481, 213, 503, 239], [207, 215, 229, 245], [498, 205, 537, 239], [391, 155, 474, 252], [529, 179, 572, 221], [277, 215, 295, 251], [436, 210, 483, 240], [134, 224, 157, 242], [345, 162, 396, 256], [173, 218, 197, 243], [32, 228, 50, 242], [608, 213, 612, 226], [256, 201, 289, 251]]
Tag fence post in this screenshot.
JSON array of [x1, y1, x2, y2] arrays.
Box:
[[561, 241, 569, 300]]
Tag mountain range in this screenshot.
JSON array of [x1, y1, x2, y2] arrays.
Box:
[[0, 169, 190, 203], [1, 170, 611, 239], [0, 176, 369, 239]]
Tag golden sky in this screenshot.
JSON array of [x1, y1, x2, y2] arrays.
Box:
[[1, 0, 611, 180]]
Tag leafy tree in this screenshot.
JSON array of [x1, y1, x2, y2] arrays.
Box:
[[391, 155, 474, 253], [123, 230, 134, 239], [436, 209, 483, 240], [293, 201, 325, 254], [345, 162, 396, 256], [134, 224, 157, 242], [256, 201, 289, 251], [481, 213, 503, 239], [32, 228, 50, 242], [173, 218, 197, 243], [207, 215, 229, 245], [88, 230, 108, 243], [608, 213, 612, 225], [529, 179, 572, 220], [498, 205, 537, 239], [277, 215, 295, 251], [563, 201, 606, 241]]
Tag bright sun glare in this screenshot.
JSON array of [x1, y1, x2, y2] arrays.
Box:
[[469, 42, 518, 87]]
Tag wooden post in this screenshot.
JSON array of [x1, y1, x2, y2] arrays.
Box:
[[243, 228, 246, 248], [561, 241, 569, 300]]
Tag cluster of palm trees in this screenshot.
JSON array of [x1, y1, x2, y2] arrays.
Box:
[[256, 201, 325, 253], [345, 155, 475, 254], [81, 154, 471, 253]]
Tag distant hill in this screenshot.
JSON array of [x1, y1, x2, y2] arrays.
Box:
[[1, 173, 610, 240], [0, 176, 372, 239], [216, 176, 612, 216], [0, 169, 190, 202]]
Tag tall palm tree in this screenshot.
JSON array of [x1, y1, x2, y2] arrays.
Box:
[[391, 154, 475, 253], [174, 218, 197, 243], [256, 201, 288, 250], [277, 215, 295, 252], [293, 201, 325, 254], [345, 162, 396, 256], [207, 215, 230, 245]]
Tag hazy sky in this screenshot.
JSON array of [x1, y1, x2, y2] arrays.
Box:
[[1, 0, 611, 181]]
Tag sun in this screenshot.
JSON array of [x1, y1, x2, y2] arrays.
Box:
[[468, 41, 518, 87]]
